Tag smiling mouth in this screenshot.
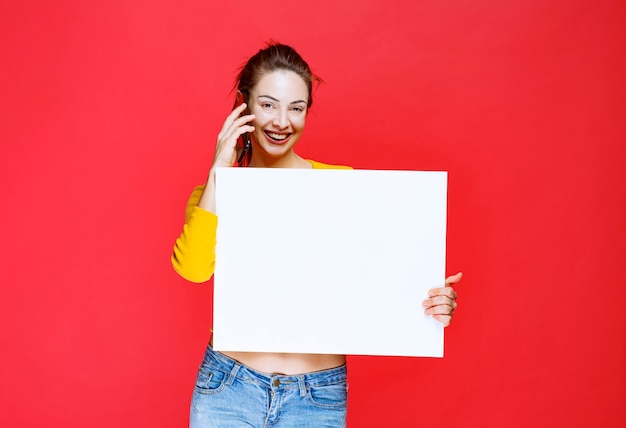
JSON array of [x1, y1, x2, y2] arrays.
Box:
[[265, 131, 291, 143]]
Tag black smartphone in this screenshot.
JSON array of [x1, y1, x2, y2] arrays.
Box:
[[235, 91, 252, 166]]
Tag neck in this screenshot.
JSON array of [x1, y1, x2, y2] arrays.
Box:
[[249, 151, 311, 169]]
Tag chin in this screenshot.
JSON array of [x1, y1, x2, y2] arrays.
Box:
[[260, 145, 292, 159]]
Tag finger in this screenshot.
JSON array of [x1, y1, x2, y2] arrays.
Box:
[[432, 314, 452, 327], [445, 272, 463, 286], [214, 125, 255, 162], [424, 303, 456, 316], [220, 123, 255, 146], [422, 295, 456, 309], [428, 286, 457, 299], [212, 126, 255, 169], [226, 102, 250, 124], [218, 113, 256, 142], [232, 113, 256, 128], [217, 103, 247, 136], [218, 103, 254, 137]]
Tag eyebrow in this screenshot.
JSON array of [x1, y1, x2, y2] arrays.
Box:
[[257, 95, 307, 105]]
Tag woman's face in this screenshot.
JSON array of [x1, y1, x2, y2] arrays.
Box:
[[248, 70, 309, 160]]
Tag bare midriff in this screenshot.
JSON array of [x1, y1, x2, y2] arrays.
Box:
[[209, 336, 346, 375]]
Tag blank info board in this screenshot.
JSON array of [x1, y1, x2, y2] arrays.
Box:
[[213, 168, 447, 357]]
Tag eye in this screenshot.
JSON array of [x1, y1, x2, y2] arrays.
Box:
[[261, 102, 276, 110], [291, 105, 305, 113]]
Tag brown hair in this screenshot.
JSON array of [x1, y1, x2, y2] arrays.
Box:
[[234, 42, 320, 108]]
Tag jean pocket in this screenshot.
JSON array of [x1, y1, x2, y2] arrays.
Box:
[[307, 381, 348, 410], [194, 363, 227, 395]]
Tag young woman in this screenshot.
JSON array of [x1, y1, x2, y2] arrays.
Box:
[[172, 43, 462, 428]]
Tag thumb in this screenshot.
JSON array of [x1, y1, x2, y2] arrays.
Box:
[[445, 272, 463, 286]]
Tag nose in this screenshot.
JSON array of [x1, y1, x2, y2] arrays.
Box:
[[272, 108, 289, 129]]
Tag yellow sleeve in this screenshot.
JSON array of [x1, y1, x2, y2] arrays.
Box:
[[171, 185, 218, 283], [308, 160, 353, 170]]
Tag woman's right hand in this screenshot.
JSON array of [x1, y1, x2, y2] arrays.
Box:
[[211, 103, 255, 170], [197, 103, 255, 213]]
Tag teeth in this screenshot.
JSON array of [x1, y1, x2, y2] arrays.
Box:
[[267, 132, 288, 140]]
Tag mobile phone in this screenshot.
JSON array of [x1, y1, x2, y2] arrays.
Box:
[[235, 91, 252, 166]]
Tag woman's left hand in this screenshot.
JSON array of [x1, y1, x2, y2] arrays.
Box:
[[422, 272, 463, 327]]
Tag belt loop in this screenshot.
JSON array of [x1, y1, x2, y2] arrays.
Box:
[[298, 375, 307, 397], [226, 363, 240, 386]]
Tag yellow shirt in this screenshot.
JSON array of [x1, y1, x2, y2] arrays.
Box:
[[171, 160, 352, 283]]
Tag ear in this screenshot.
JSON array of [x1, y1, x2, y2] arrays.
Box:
[[237, 90, 249, 105]]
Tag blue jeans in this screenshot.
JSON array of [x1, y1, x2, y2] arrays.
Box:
[[190, 345, 348, 427]]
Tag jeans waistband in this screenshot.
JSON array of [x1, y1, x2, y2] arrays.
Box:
[[203, 345, 347, 393]]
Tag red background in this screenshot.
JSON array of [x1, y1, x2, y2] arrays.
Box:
[[1, 1, 625, 426]]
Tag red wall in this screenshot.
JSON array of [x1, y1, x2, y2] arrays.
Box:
[[1, 1, 624, 426]]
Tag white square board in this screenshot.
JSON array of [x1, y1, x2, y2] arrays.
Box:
[[213, 168, 447, 357]]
